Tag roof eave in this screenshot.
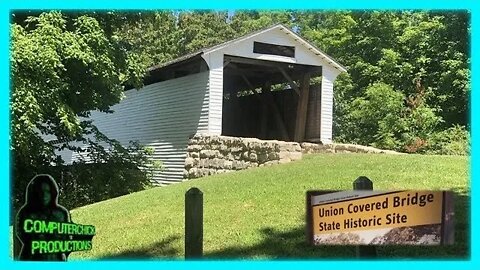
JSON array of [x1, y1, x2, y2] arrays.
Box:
[[277, 24, 348, 73], [146, 51, 204, 72], [146, 23, 348, 74]]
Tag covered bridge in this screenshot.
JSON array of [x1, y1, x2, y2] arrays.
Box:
[[59, 24, 347, 185]]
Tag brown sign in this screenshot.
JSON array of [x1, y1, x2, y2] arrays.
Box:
[[306, 190, 454, 245]]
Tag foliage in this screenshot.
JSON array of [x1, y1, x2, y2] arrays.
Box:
[[424, 125, 470, 155], [11, 10, 470, 217], [177, 11, 237, 54], [11, 12, 145, 151], [336, 81, 443, 152], [49, 128, 159, 209], [348, 83, 405, 149], [117, 11, 181, 68], [10, 11, 154, 213], [230, 10, 294, 36], [296, 11, 469, 153], [13, 122, 158, 212]]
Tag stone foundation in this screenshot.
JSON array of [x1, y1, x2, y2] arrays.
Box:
[[184, 134, 302, 179], [184, 134, 402, 179]]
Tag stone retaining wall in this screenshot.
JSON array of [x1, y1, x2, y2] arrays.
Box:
[[184, 134, 402, 179], [184, 134, 302, 179]]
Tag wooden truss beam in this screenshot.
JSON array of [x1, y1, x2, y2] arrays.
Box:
[[240, 74, 254, 90], [293, 73, 311, 142], [224, 55, 294, 69], [277, 67, 300, 96], [223, 59, 231, 68]]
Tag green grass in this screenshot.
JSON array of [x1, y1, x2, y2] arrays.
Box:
[[65, 153, 469, 260]]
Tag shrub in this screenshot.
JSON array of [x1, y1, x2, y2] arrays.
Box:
[[424, 125, 470, 155], [13, 125, 159, 215]]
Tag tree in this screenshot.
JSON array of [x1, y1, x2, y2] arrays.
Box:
[[230, 10, 294, 36], [11, 11, 153, 211], [116, 11, 181, 68], [177, 10, 236, 54], [120, 10, 469, 153], [295, 11, 469, 152]]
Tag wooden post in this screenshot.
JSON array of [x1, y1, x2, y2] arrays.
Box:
[[185, 187, 203, 259], [262, 83, 290, 141], [441, 191, 455, 244], [259, 97, 268, 139], [294, 73, 311, 142], [353, 176, 377, 258]]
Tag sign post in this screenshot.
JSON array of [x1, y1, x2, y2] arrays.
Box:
[[353, 176, 377, 258]]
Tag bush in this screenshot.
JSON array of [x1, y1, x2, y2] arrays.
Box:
[[349, 82, 405, 149], [424, 125, 470, 155], [49, 161, 155, 210], [13, 125, 159, 216], [334, 81, 445, 154]]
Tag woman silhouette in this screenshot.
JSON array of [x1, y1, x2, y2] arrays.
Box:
[[16, 174, 71, 261]]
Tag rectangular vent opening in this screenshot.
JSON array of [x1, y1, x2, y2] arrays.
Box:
[[253, 41, 295, 58]]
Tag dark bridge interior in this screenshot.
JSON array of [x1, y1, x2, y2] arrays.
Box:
[[222, 55, 323, 143]]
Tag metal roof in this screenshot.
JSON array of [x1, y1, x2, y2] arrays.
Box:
[[147, 24, 347, 73]]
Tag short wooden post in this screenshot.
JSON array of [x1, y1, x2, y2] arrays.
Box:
[[353, 176, 377, 258], [185, 187, 203, 259]]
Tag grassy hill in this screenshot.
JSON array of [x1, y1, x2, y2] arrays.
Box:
[[67, 153, 469, 260]]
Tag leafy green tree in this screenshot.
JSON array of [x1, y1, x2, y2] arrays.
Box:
[[230, 10, 294, 36], [349, 83, 405, 149], [296, 11, 469, 152], [117, 11, 181, 68], [11, 11, 153, 211], [177, 11, 236, 54]]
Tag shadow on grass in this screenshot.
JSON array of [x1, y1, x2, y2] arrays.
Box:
[[206, 226, 357, 259], [99, 235, 182, 260], [93, 192, 468, 260], [205, 192, 470, 260]]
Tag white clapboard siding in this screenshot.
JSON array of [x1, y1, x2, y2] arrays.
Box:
[[48, 25, 346, 185], [68, 71, 210, 185], [203, 27, 342, 73], [208, 66, 223, 134], [320, 68, 337, 144], [202, 26, 345, 141]]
